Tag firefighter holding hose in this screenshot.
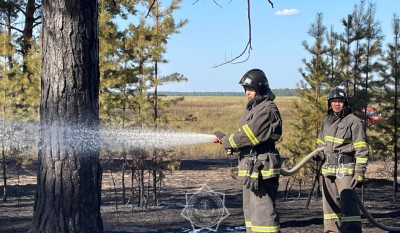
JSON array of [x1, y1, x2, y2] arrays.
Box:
[[215, 68, 282, 233], [314, 87, 369, 233]]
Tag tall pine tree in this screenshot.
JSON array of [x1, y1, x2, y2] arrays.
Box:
[[284, 12, 329, 186], [377, 13, 400, 201]]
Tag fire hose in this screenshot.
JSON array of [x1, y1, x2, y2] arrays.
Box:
[[279, 147, 324, 176], [280, 147, 400, 232]]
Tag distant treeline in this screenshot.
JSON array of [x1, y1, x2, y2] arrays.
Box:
[[158, 88, 298, 96]]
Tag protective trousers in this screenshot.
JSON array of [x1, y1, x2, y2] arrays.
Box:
[[322, 176, 362, 233], [243, 178, 280, 233]]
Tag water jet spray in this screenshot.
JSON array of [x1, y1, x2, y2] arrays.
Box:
[[0, 121, 216, 153]]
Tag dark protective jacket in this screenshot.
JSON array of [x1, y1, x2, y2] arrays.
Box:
[[221, 94, 282, 180], [317, 107, 369, 177]]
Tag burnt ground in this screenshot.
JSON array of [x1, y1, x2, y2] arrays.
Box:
[[0, 159, 399, 233]]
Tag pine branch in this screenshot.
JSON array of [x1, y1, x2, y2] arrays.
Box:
[[0, 22, 23, 33], [268, 0, 274, 8], [31, 21, 41, 30], [33, 15, 41, 22], [193, 0, 223, 8], [145, 0, 157, 18], [212, 0, 223, 8], [213, 0, 252, 67]]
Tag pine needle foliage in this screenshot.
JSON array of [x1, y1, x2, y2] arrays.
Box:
[[143, 0, 188, 129], [373, 14, 400, 156], [284, 13, 329, 181]]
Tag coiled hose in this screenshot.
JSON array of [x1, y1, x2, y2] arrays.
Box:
[[280, 148, 400, 232]]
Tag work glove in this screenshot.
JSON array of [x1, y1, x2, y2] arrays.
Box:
[[225, 149, 233, 155], [350, 173, 364, 189], [214, 131, 226, 144], [243, 159, 263, 191], [312, 151, 325, 162]]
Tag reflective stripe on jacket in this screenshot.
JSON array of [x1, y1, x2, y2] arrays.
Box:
[[222, 95, 282, 180], [317, 110, 369, 177]]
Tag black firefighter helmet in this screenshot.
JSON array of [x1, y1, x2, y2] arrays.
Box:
[[239, 69, 270, 95], [327, 87, 348, 108]]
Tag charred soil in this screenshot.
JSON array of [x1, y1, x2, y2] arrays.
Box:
[[0, 159, 399, 233]]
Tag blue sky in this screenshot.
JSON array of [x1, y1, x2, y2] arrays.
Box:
[[136, 0, 399, 92]]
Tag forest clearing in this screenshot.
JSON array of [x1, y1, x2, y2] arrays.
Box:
[[1, 96, 399, 232], [1, 0, 400, 231]]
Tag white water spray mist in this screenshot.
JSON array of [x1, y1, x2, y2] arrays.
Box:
[[0, 121, 216, 153]]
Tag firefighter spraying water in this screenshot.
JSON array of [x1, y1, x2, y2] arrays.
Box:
[[215, 68, 283, 233]]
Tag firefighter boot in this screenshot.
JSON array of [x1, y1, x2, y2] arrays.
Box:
[[340, 189, 362, 233]]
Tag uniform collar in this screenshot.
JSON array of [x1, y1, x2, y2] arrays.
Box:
[[327, 106, 352, 121], [246, 94, 270, 110]]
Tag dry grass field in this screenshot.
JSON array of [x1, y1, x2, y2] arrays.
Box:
[[168, 96, 297, 159]]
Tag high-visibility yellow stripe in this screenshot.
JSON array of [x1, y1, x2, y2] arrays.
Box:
[[251, 225, 280, 233], [238, 169, 248, 176], [325, 136, 352, 144], [261, 169, 280, 177], [228, 134, 238, 149], [242, 125, 256, 145], [242, 124, 259, 145], [354, 141, 367, 148], [317, 138, 325, 144], [342, 216, 361, 222], [356, 157, 368, 164], [325, 136, 343, 143], [324, 213, 361, 222], [322, 167, 354, 175], [245, 221, 252, 227], [354, 141, 366, 145], [250, 172, 260, 178], [238, 169, 280, 177], [250, 169, 280, 178], [324, 213, 341, 219]]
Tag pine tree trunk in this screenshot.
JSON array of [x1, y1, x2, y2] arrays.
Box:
[[1, 144, 6, 202], [394, 32, 399, 200], [122, 153, 126, 204], [298, 179, 302, 199], [2, 95, 6, 202], [152, 163, 157, 206], [22, 0, 37, 73], [139, 163, 145, 209], [146, 171, 150, 209], [130, 167, 134, 211], [17, 162, 20, 206], [158, 174, 162, 204], [30, 0, 103, 232], [110, 167, 118, 211]]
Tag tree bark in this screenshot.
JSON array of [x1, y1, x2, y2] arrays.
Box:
[[1, 99, 6, 202], [122, 153, 126, 204], [30, 0, 103, 232], [1, 144, 6, 202], [152, 161, 157, 206], [22, 0, 38, 73]]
